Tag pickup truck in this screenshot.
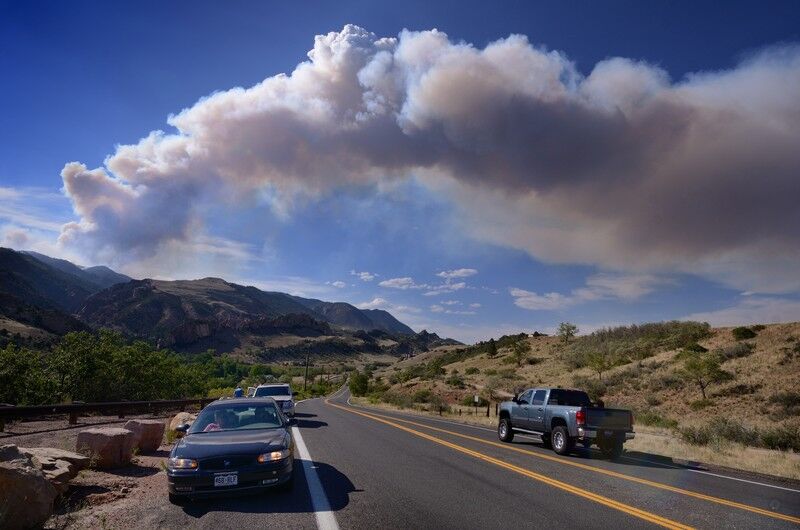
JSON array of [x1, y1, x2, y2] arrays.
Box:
[[497, 387, 634, 459]]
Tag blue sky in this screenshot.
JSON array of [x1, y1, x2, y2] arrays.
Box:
[[2, 1, 800, 342]]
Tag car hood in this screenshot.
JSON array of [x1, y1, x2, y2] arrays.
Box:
[[174, 429, 290, 459], [267, 395, 292, 402]]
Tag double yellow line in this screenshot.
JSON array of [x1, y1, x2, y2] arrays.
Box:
[[327, 400, 692, 529]]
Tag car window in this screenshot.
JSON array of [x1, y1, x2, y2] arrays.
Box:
[[547, 389, 592, 407], [531, 390, 546, 406], [190, 403, 282, 433], [253, 385, 291, 397], [518, 390, 533, 405]]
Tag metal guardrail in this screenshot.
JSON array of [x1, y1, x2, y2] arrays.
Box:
[[0, 398, 215, 432]]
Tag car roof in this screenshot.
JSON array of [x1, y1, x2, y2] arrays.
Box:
[[256, 383, 290, 387], [208, 397, 278, 407]]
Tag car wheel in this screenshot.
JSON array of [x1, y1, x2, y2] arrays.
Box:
[[168, 493, 186, 505], [551, 426, 574, 456], [498, 418, 514, 442]]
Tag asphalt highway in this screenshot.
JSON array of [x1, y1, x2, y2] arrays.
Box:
[[146, 387, 799, 529]]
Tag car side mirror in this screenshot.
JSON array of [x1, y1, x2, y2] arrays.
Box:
[[175, 423, 190, 433], [512, 395, 519, 404]]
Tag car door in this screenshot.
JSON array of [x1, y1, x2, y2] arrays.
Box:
[[528, 389, 548, 432], [512, 390, 533, 430]]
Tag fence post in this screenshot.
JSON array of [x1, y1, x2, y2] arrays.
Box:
[[69, 410, 78, 425], [486, 402, 490, 417], [495, 403, 498, 416], [0, 417, 4, 432]]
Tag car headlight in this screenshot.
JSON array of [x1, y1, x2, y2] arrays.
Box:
[[257, 449, 291, 463], [168, 457, 198, 470]]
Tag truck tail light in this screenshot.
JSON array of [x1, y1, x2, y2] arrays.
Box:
[[576, 409, 585, 426]]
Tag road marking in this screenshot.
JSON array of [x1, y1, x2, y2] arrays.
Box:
[[345, 401, 800, 495], [336, 402, 800, 525], [292, 426, 340, 530], [326, 402, 692, 530]]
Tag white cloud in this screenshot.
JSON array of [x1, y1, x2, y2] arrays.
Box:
[[511, 273, 667, 310], [378, 276, 427, 290], [441, 300, 460, 305], [55, 25, 800, 293], [356, 297, 421, 316], [331, 280, 347, 288], [423, 281, 467, 296], [350, 269, 377, 281], [436, 268, 478, 279], [430, 303, 476, 315], [683, 296, 800, 326], [469, 303, 481, 309]]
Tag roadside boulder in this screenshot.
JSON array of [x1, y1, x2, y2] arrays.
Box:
[[0, 444, 58, 530], [76, 427, 136, 469], [20, 447, 90, 493], [124, 419, 166, 453], [169, 412, 197, 438]]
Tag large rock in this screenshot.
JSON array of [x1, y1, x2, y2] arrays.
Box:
[[19, 447, 90, 493], [124, 419, 166, 453], [169, 412, 197, 438], [76, 427, 136, 469], [0, 444, 58, 530]]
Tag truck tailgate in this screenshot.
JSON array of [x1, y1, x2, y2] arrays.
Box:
[[585, 408, 632, 430]]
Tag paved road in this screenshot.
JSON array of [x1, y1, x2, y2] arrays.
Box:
[[145, 388, 800, 529]]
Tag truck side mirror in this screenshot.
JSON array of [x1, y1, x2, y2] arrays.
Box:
[[175, 423, 190, 433]]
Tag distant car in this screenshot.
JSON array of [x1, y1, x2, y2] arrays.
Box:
[[252, 384, 297, 418], [497, 387, 634, 459], [167, 398, 294, 503]]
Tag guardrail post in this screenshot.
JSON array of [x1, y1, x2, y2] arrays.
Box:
[[118, 408, 125, 419], [0, 418, 4, 432], [69, 411, 78, 425]]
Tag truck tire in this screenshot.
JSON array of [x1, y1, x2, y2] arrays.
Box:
[[498, 418, 514, 442], [551, 426, 574, 455], [600, 440, 624, 460]]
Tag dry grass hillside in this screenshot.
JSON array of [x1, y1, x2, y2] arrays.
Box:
[[366, 322, 800, 451]]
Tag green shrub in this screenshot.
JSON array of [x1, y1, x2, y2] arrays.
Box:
[[645, 395, 662, 407], [412, 389, 432, 403], [349, 371, 370, 396], [572, 375, 606, 400], [732, 327, 757, 340], [445, 374, 465, 389], [684, 343, 708, 353], [635, 410, 678, 429], [679, 424, 713, 446], [465, 367, 480, 375], [751, 324, 766, 332], [760, 425, 800, 452], [649, 372, 684, 391], [461, 395, 488, 407], [526, 357, 542, 365], [689, 398, 714, 410], [711, 383, 761, 398], [718, 342, 754, 360], [484, 369, 497, 376], [769, 392, 800, 417]]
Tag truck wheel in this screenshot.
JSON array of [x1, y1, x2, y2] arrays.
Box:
[[551, 426, 574, 455], [498, 418, 514, 442], [601, 440, 624, 460]]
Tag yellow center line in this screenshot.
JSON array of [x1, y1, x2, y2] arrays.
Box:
[[326, 400, 693, 530], [333, 399, 800, 526]]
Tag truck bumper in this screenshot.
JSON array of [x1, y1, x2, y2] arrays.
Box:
[[577, 428, 635, 441]]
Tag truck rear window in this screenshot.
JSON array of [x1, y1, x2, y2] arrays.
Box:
[[547, 389, 591, 407]]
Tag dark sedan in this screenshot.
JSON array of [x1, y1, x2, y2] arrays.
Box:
[[167, 397, 295, 503]]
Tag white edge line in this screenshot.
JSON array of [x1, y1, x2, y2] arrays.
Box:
[[292, 426, 341, 530], [344, 396, 800, 494]]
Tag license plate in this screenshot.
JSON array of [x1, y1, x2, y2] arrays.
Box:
[[214, 473, 238, 487]]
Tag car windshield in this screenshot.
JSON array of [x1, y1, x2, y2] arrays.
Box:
[[547, 389, 592, 407], [254, 385, 290, 397], [189, 403, 283, 433]]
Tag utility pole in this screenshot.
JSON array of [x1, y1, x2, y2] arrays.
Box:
[[303, 352, 310, 391]]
